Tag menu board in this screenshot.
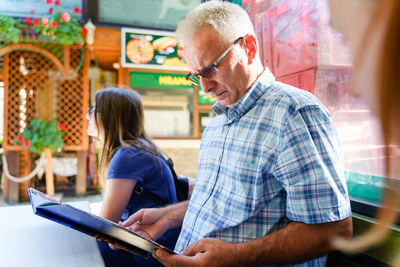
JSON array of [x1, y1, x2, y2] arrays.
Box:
[[121, 28, 188, 70]]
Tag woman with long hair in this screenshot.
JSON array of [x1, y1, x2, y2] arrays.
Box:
[[86, 87, 180, 267], [328, 0, 400, 258]]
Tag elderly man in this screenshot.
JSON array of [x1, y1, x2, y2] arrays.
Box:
[[123, 2, 352, 266]]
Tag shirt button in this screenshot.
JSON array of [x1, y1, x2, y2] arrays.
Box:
[[178, 245, 184, 251]]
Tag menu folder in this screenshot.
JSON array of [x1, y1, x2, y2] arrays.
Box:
[[28, 187, 175, 258]]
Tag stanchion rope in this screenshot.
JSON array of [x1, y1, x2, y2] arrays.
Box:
[[1, 153, 46, 183]]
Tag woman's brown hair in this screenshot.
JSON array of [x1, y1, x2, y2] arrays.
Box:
[[94, 87, 162, 169], [332, 0, 400, 256]]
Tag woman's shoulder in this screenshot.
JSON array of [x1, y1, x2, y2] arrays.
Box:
[[112, 145, 155, 163]]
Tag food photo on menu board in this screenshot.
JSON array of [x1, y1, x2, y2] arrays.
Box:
[[122, 28, 188, 70]]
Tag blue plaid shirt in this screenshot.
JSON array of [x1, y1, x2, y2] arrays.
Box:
[[175, 69, 351, 266]]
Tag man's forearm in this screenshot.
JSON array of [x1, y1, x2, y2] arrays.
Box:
[[163, 200, 189, 229], [235, 217, 353, 265]]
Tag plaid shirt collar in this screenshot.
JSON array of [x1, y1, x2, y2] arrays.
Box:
[[212, 68, 275, 121]]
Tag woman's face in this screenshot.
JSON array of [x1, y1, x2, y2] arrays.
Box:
[[86, 105, 101, 138], [328, 0, 382, 114]]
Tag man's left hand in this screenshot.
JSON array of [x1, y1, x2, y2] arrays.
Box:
[[153, 238, 244, 267]]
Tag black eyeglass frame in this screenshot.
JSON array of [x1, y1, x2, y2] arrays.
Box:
[[185, 36, 244, 85]]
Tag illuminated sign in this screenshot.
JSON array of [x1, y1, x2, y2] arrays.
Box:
[[122, 28, 188, 71], [130, 72, 192, 89]]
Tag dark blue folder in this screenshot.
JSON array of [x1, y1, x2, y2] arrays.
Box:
[[28, 187, 174, 258]]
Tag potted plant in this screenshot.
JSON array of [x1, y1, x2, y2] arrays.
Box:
[[15, 119, 66, 195]]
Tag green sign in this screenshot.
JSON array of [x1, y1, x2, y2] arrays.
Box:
[[130, 72, 193, 90], [198, 87, 217, 105], [122, 28, 188, 71]]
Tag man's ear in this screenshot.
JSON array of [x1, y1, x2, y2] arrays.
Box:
[[243, 34, 258, 64]]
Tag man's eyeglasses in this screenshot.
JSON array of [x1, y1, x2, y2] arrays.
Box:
[[186, 36, 243, 85]]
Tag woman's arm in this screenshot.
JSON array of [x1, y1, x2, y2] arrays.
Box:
[[100, 178, 137, 223]]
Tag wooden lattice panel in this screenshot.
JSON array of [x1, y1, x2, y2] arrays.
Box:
[[5, 51, 48, 142], [3, 45, 89, 151], [56, 47, 86, 148]]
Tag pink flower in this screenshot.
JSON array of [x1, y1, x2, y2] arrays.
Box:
[[55, 0, 61, 5], [24, 139, 31, 148], [46, 0, 53, 4], [58, 123, 66, 131], [74, 7, 82, 13], [60, 12, 71, 22], [42, 17, 49, 27], [33, 17, 40, 26], [24, 17, 31, 24], [81, 27, 88, 35], [17, 135, 24, 143], [51, 21, 59, 28]]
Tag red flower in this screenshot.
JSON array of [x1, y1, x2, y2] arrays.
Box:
[[24, 139, 31, 148], [42, 17, 49, 27], [48, 7, 53, 14], [81, 27, 88, 35], [55, 0, 61, 5], [74, 7, 82, 13], [58, 123, 66, 131], [17, 135, 24, 143], [24, 17, 31, 24], [60, 12, 71, 22], [33, 17, 40, 26], [51, 21, 59, 28], [46, 0, 53, 4]]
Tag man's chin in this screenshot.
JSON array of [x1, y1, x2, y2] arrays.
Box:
[[219, 99, 233, 107]]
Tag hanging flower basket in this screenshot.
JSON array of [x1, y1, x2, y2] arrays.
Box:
[[30, 10, 85, 45], [0, 6, 86, 47]]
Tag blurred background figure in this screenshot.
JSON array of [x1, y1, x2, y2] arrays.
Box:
[[328, 0, 400, 254]]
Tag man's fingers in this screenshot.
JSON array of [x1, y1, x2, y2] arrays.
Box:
[[153, 248, 194, 267], [121, 210, 143, 227], [153, 248, 173, 266], [181, 242, 202, 256], [131, 227, 153, 240]]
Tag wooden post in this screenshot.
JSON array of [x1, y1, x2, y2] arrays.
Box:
[[3, 151, 20, 203], [2, 150, 32, 203], [44, 148, 54, 196], [18, 150, 32, 202], [75, 150, 87, 196]]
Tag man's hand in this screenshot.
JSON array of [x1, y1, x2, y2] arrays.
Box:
[[121, 208, 170, 241], [122, 201, 189, 241], [153, 238, 244, 267]]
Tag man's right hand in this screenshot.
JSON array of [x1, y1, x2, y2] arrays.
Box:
[[122, 207, 170, 241], [122, 200, 189, 241]]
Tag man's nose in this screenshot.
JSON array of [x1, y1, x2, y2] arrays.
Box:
[[199, 76, 214, 93]]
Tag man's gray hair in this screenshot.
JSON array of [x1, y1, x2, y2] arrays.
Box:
[[175, 1, 255, 46]]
